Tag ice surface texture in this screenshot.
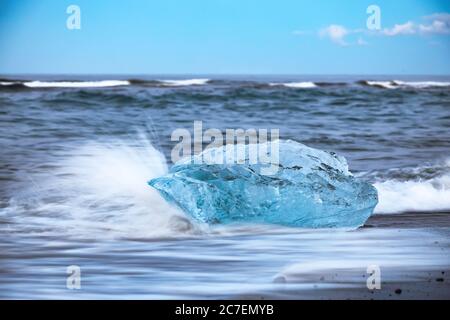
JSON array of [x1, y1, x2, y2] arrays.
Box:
[[149, 140, 378, 228]]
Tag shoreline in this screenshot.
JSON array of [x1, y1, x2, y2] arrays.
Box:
[[364, 211, 450, 229]]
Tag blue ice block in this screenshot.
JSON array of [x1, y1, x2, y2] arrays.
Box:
[[149, 140, 378, 228]]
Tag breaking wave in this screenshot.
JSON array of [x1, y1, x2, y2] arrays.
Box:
[[1, 80, 130, 88], [372, 159, 450, 214], [157, 78, 210, 86], [360, 80, 450, 89], [375, 175, 450, 214], [269, 82, 317, 88], [3, 136, 200, 239], [0, 78, 210, 89], [3, 133, 450, 239], [1, 77, 449, 90]]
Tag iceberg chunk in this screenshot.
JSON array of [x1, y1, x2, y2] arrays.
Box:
[[148, 140, 378, 228]]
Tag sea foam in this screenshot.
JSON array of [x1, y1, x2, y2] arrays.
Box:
[[23, 80, 130, 88], [269, 82, 317, 88], [375, 173, 450, 214], [364, 80, 450, 89], [158, 79, 210, 86]]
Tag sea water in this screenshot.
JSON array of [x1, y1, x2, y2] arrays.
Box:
[[0, 75, 449, 298]]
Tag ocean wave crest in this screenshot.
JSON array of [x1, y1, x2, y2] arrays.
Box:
[[25, 80, 130, 88], [2, 77, 449, 90], [0, 80, 130, 88], [360, 80, 450, 89], [393, 80, 450, 88], [269, 82, 317, 88], [158, 79, 210, 86], [3, 136, 199, 238], [373, 159, 450, 214]]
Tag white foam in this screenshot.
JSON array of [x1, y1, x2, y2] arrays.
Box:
[[375, 173, 450, 214], [270, 82, 317, 88], [365, 81, 397, 89], [159, 79, 210, 86], [393, 80, 450, 88], [5, 136, 198, 239], [365, 80, 450, 89], [23, 80, 130, 88]]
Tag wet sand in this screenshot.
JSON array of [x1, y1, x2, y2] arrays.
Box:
[[238, 212, 450, 300], [1, 211, 448, 299], [365, 211, 450, 229]]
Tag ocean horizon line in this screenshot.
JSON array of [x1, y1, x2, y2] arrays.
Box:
[[1, 73, 450, 77]]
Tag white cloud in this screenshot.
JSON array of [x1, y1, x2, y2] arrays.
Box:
[[419, 13, 450, 35], [419, 20, 449, 34], [383, 21, 416, 36], [319, 25, 348, 46], [423, 13, 450, 23], [292, 12, 450, 45], [381, 13, 450, 36]]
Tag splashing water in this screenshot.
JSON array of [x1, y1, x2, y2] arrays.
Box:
[[3, 137, 449, 240], [1, 75, 449, 299], [2, 136, 199, 239], [375, 173, 450, 214]]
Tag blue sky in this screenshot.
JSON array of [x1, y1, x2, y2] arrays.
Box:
[[0, 0, 449, 74]]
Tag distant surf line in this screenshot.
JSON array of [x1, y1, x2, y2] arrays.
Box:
[[1, 77, 449, 90]]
